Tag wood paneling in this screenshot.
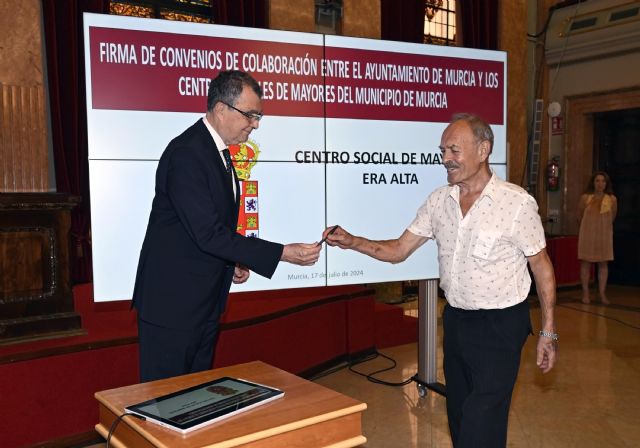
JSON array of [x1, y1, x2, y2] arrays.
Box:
[[0, 230, 48, 294], [0, 84, 48, 192], [343, 0, 380, 38], [0, 0, 44, 86], [0, 193, 82, 344], [0, 0, 49, 193], [498, 0, 528, 185], [269, 0, 315, 32]]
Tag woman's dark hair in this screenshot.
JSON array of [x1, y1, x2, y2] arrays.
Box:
[[584, 171, 614, 194]]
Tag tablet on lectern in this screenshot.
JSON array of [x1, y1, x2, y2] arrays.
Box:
[[124, 376, 284, 434]]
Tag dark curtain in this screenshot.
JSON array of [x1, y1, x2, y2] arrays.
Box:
[[381, 0, 424, 43], [42, 0, 110, 284], [458, 0, 498, 50], [214, 0, 268, 28]]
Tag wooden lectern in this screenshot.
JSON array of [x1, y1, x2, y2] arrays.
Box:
[[95, 361, 367, 447]]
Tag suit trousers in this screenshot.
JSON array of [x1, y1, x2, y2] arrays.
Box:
[[137, 311, 221, 383], [443, 300, 532, 448]]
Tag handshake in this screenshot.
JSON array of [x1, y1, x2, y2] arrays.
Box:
[[280, 225, 352, 266]]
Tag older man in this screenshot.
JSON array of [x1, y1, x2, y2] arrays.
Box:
[[324, 113, 557, 447], [133, 70, 321, 382]]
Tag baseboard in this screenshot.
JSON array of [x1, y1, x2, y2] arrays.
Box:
[[26, 430, 103, 448], [0, 336, 138, 365]]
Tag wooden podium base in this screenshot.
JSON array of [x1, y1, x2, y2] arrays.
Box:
[[95, 361, 367, 448]]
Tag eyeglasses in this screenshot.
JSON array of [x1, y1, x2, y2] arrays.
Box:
[[220, 101, 263, 122]]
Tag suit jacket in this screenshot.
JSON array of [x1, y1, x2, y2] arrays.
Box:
[[132, 119, 283, 330]]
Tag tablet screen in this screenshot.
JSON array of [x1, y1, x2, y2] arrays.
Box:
[[125, 376, 284, 433]]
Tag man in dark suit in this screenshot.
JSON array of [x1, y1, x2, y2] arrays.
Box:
[[133, 70, 321, 382]]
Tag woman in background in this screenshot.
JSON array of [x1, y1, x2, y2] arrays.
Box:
[[577, 171, 617, 304]]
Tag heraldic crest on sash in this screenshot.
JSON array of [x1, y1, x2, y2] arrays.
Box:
[[229, 141, 260, 237]]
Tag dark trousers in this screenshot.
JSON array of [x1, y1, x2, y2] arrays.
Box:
[[137, 313, 220, 383], [443, 300, 532, 448]]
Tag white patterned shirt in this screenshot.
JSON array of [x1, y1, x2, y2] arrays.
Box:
[[407, 173, 546, 310]]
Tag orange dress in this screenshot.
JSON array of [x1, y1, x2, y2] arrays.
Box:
[[577, 193, 617, 262]]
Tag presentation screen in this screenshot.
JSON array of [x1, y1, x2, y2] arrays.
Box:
[[83, 13, 507, 301]]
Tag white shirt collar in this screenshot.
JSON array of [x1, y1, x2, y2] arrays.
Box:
[[449, 170, 498, 203], [201, 117, 237, 197], [202, 116, 226, 153]]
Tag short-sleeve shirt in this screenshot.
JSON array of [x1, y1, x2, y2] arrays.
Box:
[[407, 173, 546, 310]]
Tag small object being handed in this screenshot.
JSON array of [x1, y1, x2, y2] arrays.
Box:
[[317, 225, 339, 246]]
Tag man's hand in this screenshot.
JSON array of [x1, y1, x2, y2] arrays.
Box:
[[281, 243, 321, 266], [528, 249, 558, 373], [232, 265, 250, 284], [322, 226, 427, 264], [322, 225, 354, 249], [536, 336, 557, 373]]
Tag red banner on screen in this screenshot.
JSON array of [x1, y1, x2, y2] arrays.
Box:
[[89, 27, 504, 124]]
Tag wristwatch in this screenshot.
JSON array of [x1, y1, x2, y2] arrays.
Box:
[[539, 330, 559, 341]]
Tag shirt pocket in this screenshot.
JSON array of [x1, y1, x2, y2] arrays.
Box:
[[470, 230, 502, 260]]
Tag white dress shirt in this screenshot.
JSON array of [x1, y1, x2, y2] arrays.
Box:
[[407, 173, 546, 310], [202, 117, 236, 197]]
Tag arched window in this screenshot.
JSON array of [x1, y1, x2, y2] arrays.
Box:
[[424, 0, 456, 45], [110, 0, 213, 23]]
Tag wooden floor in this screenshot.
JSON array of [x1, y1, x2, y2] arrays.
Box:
[[315, 285, 640, 447], [84, 285, 640, 447]]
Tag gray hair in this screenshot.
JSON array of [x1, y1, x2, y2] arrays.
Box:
[[451, 113, 494, 154], [207, 70, 262, 111]]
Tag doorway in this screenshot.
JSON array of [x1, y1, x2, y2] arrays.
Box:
[[593, 108, 640, 285]]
